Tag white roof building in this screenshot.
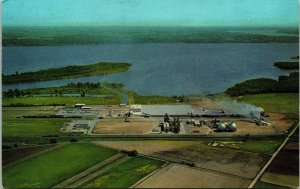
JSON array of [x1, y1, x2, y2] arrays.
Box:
[[130, 104, 142, 115]]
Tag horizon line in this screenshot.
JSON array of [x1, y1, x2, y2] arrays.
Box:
[[3, 25, 299, 28]]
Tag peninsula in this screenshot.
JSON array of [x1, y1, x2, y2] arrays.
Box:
[[3, 62, 131, 84]]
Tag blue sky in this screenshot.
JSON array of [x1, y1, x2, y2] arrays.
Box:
[[2, 0, 299, 27]]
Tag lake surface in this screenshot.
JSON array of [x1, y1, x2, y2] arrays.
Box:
[[3, 43, 298, 95]]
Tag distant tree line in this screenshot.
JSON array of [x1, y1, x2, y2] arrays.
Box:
[[2, 82, 102, 98], [3, 26, 299, 46], [3, 89, 30, 98], [66, 82, 101, 89], [226, 72, 299, 97]]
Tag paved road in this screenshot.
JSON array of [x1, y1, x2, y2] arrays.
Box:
[[3, 133, 286, 144], [86, 106, 106, 135], [87, 119, 97, 135]]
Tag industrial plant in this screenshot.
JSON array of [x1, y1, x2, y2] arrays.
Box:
[[53, 101, 273, 136]]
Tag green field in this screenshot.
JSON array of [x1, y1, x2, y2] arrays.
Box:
[[2, 118, 69, 137], [3, 62, 131, 84], [239, 140, 282, 154], [3, 143, 118, 188], [103, 82, 184, 104], [3, 96, 122, 106], [240, 93, 299, 118], [133, 95, 183, 104], [2, 107, 69, 137], [81, 156, 164, 188], [216, 140, 282, 154]]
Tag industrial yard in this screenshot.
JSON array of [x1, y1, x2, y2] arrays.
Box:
[[49, 101, 292, 137]]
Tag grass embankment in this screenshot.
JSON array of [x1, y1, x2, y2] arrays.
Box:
[[239, 93, 299, 118], [81, 156, 164, 188], [226, 72, 298, 97], [3, 62, 131, 84], [3, 143, 118, 188]]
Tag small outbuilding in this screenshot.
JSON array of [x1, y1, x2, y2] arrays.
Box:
[[74, 103, 86, 108], [130, 104, 142, 116]]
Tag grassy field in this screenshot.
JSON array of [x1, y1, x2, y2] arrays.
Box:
[[103, 82, 185, 104], [2, 106, 69, 137], [2, 118, 69, 137], [81, 156, 164, 188], [239, 93, 299, 118], [133, 95, 182, 104], [3, 96, 122, 106], [3, 62, 131, 84], [238, 140, 282, 154], [216, 140, 282, 154], [3, 143, 118, 188]]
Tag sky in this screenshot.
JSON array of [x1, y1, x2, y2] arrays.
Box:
[[2, 0, 299, 27]]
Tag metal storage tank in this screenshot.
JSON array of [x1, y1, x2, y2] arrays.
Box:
[[217, 123, 226, 131], [228, 122, 237, 132]]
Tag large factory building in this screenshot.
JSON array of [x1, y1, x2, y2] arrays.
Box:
[[130, 104, 192, 116]]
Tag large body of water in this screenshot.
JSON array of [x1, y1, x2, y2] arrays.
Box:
[[3, 43, 298, 95]]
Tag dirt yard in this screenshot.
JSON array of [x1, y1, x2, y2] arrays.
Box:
[[234, 120, 276, 135], [93, 119, 158, 134], [136, 163, 251, 188], [267, 113, 295, 132], [189, 126, 212, 134], [2, 144, 57, 166], [94, 140, 268, 179]]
